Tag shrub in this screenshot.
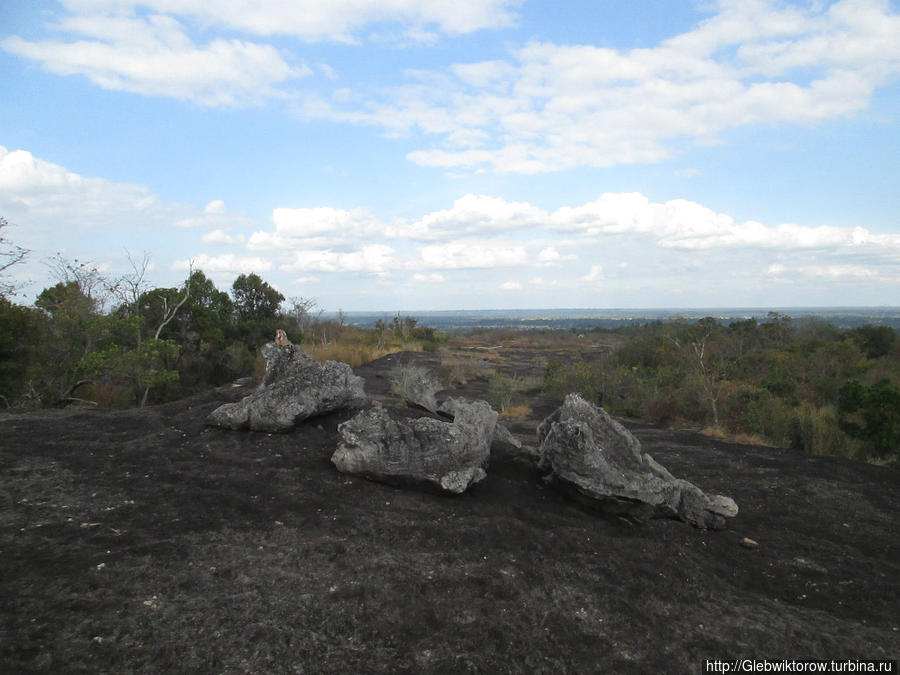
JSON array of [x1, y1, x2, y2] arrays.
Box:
[[838, 379, 900, 459], [790, 403, 859, 458]]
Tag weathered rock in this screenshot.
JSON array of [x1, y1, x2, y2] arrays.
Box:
[[537, 394, 738, 529], [332, 397, 498, 494], [206, 342, 366, 432]]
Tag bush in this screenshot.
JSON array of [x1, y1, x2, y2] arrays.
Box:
[[838, 379, 900, 459], [790, 403, 859, 458]]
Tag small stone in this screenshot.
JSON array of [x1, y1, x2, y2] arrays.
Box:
[[741, 537, 759, 549]]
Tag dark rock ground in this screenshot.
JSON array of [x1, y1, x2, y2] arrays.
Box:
[[1, 351, 897, 673]]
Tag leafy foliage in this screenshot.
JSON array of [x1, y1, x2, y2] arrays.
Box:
[[838, 379, 900, 458], [544, 316, 898, 461]]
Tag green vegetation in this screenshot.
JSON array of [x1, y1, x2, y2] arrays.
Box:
[[542, 314, 898, 461], [0, 246, 431, 408]]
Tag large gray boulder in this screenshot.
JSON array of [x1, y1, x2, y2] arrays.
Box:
[[206, 342, 366, 432], [332, 397, 498, 494], [537, 394, 738, 529]]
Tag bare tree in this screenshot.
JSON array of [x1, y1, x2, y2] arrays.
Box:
[[0, 216, 30, 297], [669, 323, 725, 429], [138, 261, 193, 407], [287, 296, 318, 334], [107, 250, 152, 346], [45, 253, 109, 311], [150, 261, 193, 341]]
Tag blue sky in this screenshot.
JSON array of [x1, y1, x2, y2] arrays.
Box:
[[1, 0, 898, 311]]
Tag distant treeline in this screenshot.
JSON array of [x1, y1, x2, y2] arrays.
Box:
[[340, 309, 900, 332], [541, 314, 899, 462]]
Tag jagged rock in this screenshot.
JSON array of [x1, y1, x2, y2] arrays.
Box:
[[537, 394, 738, 529], [206, 342, 366, 432], [332, 397, 498, 494]]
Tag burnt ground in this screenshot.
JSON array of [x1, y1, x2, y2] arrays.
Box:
[[1, 350, 898, 674]]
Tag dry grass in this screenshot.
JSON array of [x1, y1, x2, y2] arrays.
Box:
[[699, 426, 728, 440], [699, 426, 775, 447], [304, 343, 402, 368], [499, 404, 533, 420]]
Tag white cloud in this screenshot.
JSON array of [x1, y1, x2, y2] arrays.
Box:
[[1, 0, 518, 107], [499, 280, 522, 291], [2, 13, 305, 106], [250, 206, 384, 249], [172, 253, 272, 273], [313, 0, 900, 172], [59, 0, 520, 42], [417, 240, 528, 269], [204, 199, 226, 215], [281, 245, 396, 275], [390, 193, 546, 240], [0, 145, 162, 232], [549, 192, 900, 254], [412, 272, 446, 283], [581, 265, 604, 282], [202, 229, 241, 245]]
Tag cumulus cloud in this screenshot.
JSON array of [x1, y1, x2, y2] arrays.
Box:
[[4, 144, 896, 307], [249, 206, 384, 249], [417, 240, 528, 269], [499, 280, 522, 291], [280, 245, 396, 275], [311, 0, 900, 172], [0, 145, 162, 232], [204, 199, 226, 215], [549, 192, 900, 254], [172, 253, 272, 273], [202, 229, 241, 245], [390, 194, 545, 240]]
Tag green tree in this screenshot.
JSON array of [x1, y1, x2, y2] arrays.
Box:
[[838, 379, 900, 458], [846, 325, 896, 359], [231, 273, 284, 322], [0, 296, 45, 406], [83, 338, 181, 407]]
